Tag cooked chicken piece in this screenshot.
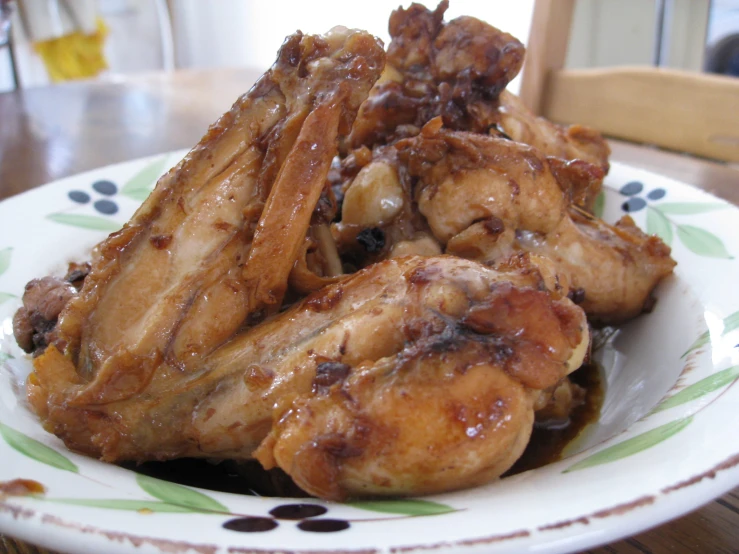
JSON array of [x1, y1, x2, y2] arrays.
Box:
[[247, 256, 588, 499], [346, 2, 609, 215], [528, 209, 678, 321], [15, 3, 656, 503], [333, 123, 610, 309], [497, 91, 610, 177], [28, 256, 588, 501], [23, 27, 384, 444], [349, 0, 524, 149], [395, 124, 675, 324], [13, 277, 77, 355], [348, 3, 608, 182], [497, 90, 609, 210]]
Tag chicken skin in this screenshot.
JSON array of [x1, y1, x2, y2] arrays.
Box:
[[227, 256, 588, 500], [333, 121, 673, 324], [21, 27, 385, 454], [18, 22, 589, 500], [397, 125, 675, 323], [497, 91, 609, 210], [348, 1, 609, 210], [26, 255, 588, 501], [349, 0, 524, 149]]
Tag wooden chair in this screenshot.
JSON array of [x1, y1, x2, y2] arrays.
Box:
[[519, 0, 739, 163]]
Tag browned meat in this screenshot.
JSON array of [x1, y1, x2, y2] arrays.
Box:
[[497, 91, 610, 178], [348, 3, 609, 213], [23, 26, 385, 456], [497, 90, 610, 210], [13, 277, 77, 355], [332, 125, 642, 324], [514, 209, 676, 322], [332, 143, 441, 266], [349, 1, 525, 149], [28, 256, 588, 501], [249, 256, 588, 500], [392, 124, 675, 324], [15, 3, 670, 503]]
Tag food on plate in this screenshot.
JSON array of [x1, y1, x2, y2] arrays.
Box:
[[252, 257, 588, 499], [347, 0, 609, 209], [13, 2, 675, 501], [335, 123, 674, 323]]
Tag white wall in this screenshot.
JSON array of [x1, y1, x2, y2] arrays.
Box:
[[567, 0, 655, 69], [170, 0, 535, 93]]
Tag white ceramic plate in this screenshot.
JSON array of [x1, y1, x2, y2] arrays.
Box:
[[1, 153, 738, 554]]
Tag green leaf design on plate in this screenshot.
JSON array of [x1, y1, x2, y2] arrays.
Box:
[[681, 309, 739, 357], [654, 202, 728, 215], [0, 292, 16, 305], [676, 224, 733, 259], [592, 192, 605, 219], [44, 498, 199, 513], [349, 499, 455, 516], [0, 247, 11, 277], [0, 422, 78, 473], [647, 207, 672, 245], [652, 366, 739, 413], [136, 473, 227, 513], [121, 156, 168, 202], [0, 352, 14, 364], [46, 214, 121, 232], [682, 330, 710, 358], [563, 416, 693, 473], [721, 310, 739, 337]]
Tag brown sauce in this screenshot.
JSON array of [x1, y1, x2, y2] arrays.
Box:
[[505, 361, 604, 476], [0, 478, 46, 497], [122, 458, 308, 497], [125, 362, 603, 496]]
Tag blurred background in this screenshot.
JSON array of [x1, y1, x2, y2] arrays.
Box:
[[0, 0, 737, 93]]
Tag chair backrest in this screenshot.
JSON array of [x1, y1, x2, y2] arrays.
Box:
[[519, 0, 739, 163]]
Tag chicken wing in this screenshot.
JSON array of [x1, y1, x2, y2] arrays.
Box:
[[349, 0, 524, 149], [247, 256, 588, 500], [497, 91, 609, 209], [27, 255, 588, 502], [395, 124, 675, 323], [23, 26, 385, 455], [348, 1, 609, 208]]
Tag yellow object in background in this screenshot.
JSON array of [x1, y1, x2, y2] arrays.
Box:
[[32, 17, 108, 82]]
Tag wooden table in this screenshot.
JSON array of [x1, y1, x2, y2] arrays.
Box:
[[1, 68, 738, 554]]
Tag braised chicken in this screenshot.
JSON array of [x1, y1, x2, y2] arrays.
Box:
[[20, 26, 385, 447], [349, 0, 524, 149], [334, 122, 673, 323], [497, 91, 610, 182], [14, 2, 675, 502], [399, 125, 676, 323], [332, 2, 672, 323], [348, 0, 609, 213], [25, 254, 588, 500], [254, 257, 588, 499]]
